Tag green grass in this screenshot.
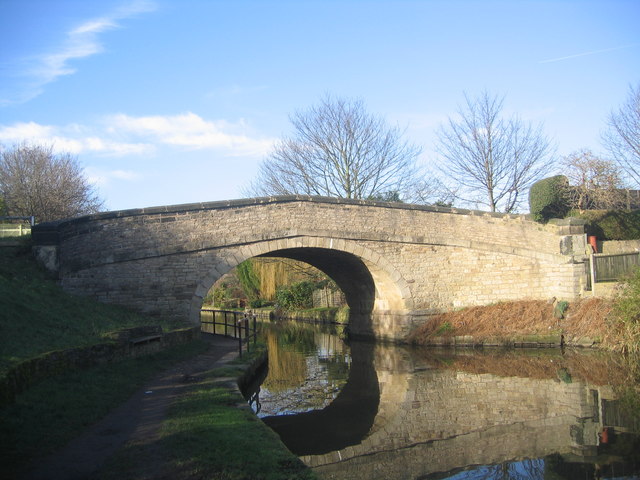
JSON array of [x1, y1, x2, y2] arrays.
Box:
[[0, 245, 186, 374], [0, 341, 208, 479], [94, 348, 316, 480], [0, 245, 317, 480]]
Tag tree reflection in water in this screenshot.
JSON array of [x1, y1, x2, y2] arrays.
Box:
[[256, 322, 351, 416]]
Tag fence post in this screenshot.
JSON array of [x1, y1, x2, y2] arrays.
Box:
[[590, 253, 597, 296], [253, 314, 257, 349], [245, 316, 250, 353], [237, 314, 243, 357]]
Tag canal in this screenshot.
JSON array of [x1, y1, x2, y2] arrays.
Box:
[[244, 320, 640, 480]]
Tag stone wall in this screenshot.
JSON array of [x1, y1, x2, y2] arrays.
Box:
[[601, 239, 640, 254], [0, 327, 199, 407], [32, 196, 590, 341]]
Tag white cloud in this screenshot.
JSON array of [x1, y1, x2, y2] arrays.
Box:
[[85, 166, 140, 187], [2, 1, 158, 105], [0, 122, 54, 140], [0, 121, 152, 156], [107, 112, 274, 155], [0, 112, 274, 158]]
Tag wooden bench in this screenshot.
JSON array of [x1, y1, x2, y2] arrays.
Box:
[[108, 325, 163, 346], [130, 328, 163, 346]]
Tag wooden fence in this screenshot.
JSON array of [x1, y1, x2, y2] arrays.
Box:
[[0, 224, 31, 238], [587, 252, 640, 290], [0, 216, 35, 239]]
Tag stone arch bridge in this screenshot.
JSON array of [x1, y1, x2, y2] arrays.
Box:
[[32, 196, 589, 341]]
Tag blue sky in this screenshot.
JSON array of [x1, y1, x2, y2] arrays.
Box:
[[1, 0, 638, 211]]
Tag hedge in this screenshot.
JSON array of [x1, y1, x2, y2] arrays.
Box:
[[529, 175, 570, 222]]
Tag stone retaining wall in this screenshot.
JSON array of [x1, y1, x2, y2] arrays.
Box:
[[0, 327, 199, 407]]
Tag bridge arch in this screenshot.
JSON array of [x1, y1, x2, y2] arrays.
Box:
[[190, 236, 414, 337], [31, 196, 588, 341]]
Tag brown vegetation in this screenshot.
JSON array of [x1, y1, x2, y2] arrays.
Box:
[[407, 298, 637, 387], [407, 298, 616, 346]]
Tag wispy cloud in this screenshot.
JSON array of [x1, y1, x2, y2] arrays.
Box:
[[0, 121, 152, 156], [1, 0, 157, 105], [539, 43, 638, 64], [85, 166, 141, 188], [107, 112, 274, 155], [0, 112, 274, 158]]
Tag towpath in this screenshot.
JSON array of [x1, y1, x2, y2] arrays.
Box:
[[21, 334, 239, 480]]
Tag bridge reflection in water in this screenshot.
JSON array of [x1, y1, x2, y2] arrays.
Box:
[[245, 321, 640, 480]]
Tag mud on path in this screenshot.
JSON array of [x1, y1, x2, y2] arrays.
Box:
[[21, 335, 240, 480]]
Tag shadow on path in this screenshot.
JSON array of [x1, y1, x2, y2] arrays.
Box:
[[21, 334, 239, 480]]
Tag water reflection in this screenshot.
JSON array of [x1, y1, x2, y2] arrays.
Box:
[[249, 322, 380, 455], [252, 322, 351, 416], [247, 321, 640, 480]]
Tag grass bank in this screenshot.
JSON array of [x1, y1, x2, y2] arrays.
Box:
[[407, 298, 612, 347], [0, 244, 185, 376], [0, 245, 315, 480], [0, 341, 208, 478], [94, 356, 316, 480]]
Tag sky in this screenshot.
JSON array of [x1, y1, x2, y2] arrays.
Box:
[[1, 0, 639, 212]]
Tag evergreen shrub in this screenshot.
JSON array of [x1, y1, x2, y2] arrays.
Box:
[[528, 175, 570, 222]]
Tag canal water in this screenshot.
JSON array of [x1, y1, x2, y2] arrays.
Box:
[[245, 320, 640, 480]]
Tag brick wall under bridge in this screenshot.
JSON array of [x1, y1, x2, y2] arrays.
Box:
[[32, 196, 589, 341]]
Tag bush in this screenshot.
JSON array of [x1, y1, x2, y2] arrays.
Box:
[[573, 210, 640, 240], [275, 281, 315, 310], [249, 299, 272, 308], [529, 175, 570, 222]]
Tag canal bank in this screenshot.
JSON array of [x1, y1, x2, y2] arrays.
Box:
[[3, 243, 638, 479], [407, 297, 621, 348], [249, 320, 640, 480], [11, 334, 315, 480]]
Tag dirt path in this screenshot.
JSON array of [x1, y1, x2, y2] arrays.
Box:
[[21, 335, 240, 480]]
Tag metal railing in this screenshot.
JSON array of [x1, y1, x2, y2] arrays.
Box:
[[200, 309, 258, 357]]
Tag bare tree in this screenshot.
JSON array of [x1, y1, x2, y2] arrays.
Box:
[[603, 83, 640, 187], [435, 91, 555, 213], [246, 95, 429, 202], [563, 149, 627, 212], [0, 142, 104, 222]]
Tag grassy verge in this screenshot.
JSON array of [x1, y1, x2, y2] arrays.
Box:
[[0, 245, 185, 375], [407, 298, 612, 347], [0, 245, 316, 480], [0, 340, 208, 479], [94, 351, 317, 480]]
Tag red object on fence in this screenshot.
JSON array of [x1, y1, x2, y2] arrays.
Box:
[[588, 236, 598, 253]]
